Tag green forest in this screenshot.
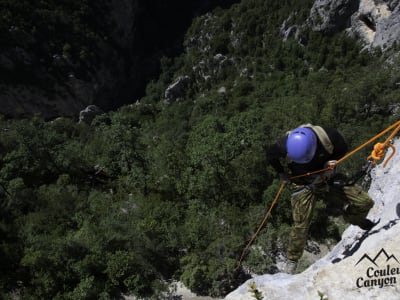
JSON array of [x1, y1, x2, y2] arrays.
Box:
[[1, 0, 400, 299]]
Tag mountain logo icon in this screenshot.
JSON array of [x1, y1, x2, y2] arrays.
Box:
[[355, 248, 400, 266]]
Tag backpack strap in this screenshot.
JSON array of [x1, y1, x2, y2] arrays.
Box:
[[299, 124, 334, 154]]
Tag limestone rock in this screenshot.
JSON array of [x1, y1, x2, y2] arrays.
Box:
[[307, 0, 400, 49], [164, 76, 191, 103], [79, 105, 103, 124], [308, 0, 359, 35]]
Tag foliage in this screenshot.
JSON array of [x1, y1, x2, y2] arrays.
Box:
[[1, 0, 400, 298], [318, 290, 329, 300], [248, 281, 264, 300]]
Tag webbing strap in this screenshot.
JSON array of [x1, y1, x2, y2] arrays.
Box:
[[300, 124, 334, 154]]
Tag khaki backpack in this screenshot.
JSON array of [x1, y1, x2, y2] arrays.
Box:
[[299, 124, 334, 154]]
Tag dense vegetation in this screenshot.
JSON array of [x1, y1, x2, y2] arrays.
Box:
[[1, 0, 400, 298]]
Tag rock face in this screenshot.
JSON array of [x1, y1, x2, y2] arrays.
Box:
[[164, 76, 191, 103], [308, 0, 360, 35], [308, 0, 400, 49], [363, 0, 400, 48], [78, 105, 103, 124], [225, 138, 400, 300]]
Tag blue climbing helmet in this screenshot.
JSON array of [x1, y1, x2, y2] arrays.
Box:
[[286, 127, 317, 163]]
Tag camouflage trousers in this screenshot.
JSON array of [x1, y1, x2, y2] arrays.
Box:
[[287, 183, 374, 261]]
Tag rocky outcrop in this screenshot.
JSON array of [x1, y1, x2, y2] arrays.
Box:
[[79, 105, 103, 124], [225, 138, 400, 300], [358, 0, 400, 48], [164, 76, 191, 103], [307, 0, 360, 35], [307, 0, 400, 49], [348, 0, 395, 48]]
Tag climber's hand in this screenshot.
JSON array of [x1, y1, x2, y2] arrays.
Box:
[[325, 160, 337, 169], [321, 160, 337, 181]]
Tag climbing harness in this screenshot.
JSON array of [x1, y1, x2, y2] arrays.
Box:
[[236, 119, 400, 269]]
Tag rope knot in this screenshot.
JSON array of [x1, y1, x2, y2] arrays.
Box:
[[369, 142, 386, 161], [368, 141, 396, 167]]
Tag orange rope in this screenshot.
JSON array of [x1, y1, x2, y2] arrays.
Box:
[[289, 165, 332, 181], [236, 181, 287, 269], [381, 144, 396, 168]]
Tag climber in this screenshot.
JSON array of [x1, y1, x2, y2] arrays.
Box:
[[266, 124, 376, 274]]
